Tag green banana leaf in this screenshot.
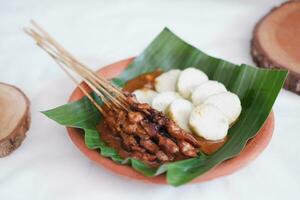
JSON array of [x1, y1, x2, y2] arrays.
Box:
[[42, 28, 287, 186]]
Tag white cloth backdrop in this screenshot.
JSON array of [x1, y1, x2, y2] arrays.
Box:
[[1, 0, 299, 199]]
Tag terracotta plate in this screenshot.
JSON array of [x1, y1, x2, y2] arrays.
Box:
[[67, 57, 275, 184]]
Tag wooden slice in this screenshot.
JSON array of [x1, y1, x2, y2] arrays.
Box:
[[251, 0, 300, 94], [0, 83, 30, 157]]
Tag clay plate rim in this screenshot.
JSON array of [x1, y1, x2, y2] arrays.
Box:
[[67, 57, 275, 184]]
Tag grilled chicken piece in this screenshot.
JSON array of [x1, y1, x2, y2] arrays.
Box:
[[102, 93, 200, 167]]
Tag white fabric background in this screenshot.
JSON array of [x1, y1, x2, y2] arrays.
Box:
[[1, 0, 299, 199]]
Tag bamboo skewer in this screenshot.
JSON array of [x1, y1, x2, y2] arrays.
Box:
[[53, 58, 106, 115], [24, 20, 130, 114], [34, 39, 113, 110], [25, 30, 127, 110], [27, 27, 129, 110], [25, 21, 127, 100]]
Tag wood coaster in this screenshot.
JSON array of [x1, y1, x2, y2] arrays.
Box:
[[251, 0, 300, 94], [0, 83, 30, 157]]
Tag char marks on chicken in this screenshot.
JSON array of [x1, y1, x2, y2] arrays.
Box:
[[102, 93, 200, 167]]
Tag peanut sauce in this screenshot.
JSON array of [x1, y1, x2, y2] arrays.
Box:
[[123, 69, 162, 92], [98, 70, 227, 158]]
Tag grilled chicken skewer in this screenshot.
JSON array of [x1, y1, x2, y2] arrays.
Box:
[[25, 20, 201, 167]]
